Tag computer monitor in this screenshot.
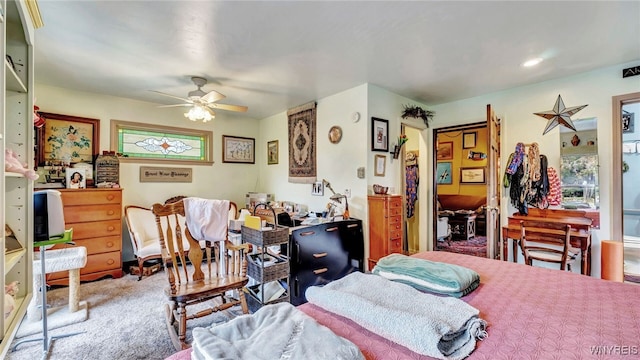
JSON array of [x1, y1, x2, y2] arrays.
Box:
[[33, 190, 66, 242]]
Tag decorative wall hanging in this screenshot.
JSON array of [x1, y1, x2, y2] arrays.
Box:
[[222, 135, 255, 163], [460, 167, 486, 184], [371, 117, 389, 152], [328, 126, 342, 144], [534, 94, 588, 135], [622, 110, 634, 133], [436, 141, 453, 160], [37, 112, 100, 166], [267, 140, 279, 165], [139, 166, 193, 183], [374, 155, 386, 176], [110, 120, 213, 165], [436, 162, 452, 184], [462, 132, 477, 149], [400, 104, 435, 127], [288, 101, 317, 183]]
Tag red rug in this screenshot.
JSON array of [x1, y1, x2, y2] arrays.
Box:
[[436, 236, 487, 258]]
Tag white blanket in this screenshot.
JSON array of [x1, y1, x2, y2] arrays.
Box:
[[191, 302, 364, 360], [183, 197, 229, 242], [306, 272, 487, 360]]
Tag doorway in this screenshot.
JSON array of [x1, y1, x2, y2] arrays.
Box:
[[613, 92, 640, 283], [401, 124, 423, 255], [432, 122, 489, 257]]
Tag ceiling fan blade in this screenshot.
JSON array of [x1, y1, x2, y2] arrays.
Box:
[[205, 107, 216, 117], [200, 89, 226, 104], [209, 103, 248, 112], [158, 104, 192, 108], [149, 90, 193, 103]]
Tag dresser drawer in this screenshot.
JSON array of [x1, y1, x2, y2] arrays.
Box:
[[390, 229, 402, 240], [389, 214, 402, 225], [61, 189, 121, 206], [67, 219, 121, 240], [389, 238, 402, 253], [63, 204, 122, 223], [48, 251, 121, 280], [52, 235, 121, 255]]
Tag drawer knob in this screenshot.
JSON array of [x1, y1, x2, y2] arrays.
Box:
[[107, 241, 114, 247], [107, 259, 115, 265], [313, 268, 328, 275], [107, 226, 115, 231], [107, 195, 115, 201], [313, 252, 327, 258], [107, 210, 115, 215]]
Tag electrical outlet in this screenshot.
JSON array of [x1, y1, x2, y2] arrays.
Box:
[[344, 189, 351, 198]]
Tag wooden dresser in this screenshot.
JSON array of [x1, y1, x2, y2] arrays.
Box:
[[367, 194, 403, 270], [47, 188, 124, 285]]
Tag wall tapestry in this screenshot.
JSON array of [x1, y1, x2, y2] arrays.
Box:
[[288, 101, 317, 183]]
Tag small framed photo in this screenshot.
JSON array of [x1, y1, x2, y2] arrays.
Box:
[[374, 154, 386, 177], [623, 110, 634, 133], [371, 117, 389, 152], [463, 132, 477, 149], [437, 141, 453, 160], [66, 168, 86, 189], [311, 181, 324, 196], [460, 167, 485, 184], [222, 135, 255, 164], [436, 162, 452, 184], [267, 140, 278, 165]]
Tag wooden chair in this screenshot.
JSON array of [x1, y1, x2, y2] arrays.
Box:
[[519, 220, 578, 271], [152, 199, 250, 351]]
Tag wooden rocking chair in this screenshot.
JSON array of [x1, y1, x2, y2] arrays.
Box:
[[151, 199, 250, 351]]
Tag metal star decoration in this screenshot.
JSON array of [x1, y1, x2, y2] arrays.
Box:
[[534, 94, 588, 135]]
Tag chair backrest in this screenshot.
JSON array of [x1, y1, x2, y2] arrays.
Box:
[[519, 219, 572, 264], [151, 199, 249, 294], [124, 205, 159, 254]]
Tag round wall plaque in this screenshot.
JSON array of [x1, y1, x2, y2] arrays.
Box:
[[328, 126, 343, 144]]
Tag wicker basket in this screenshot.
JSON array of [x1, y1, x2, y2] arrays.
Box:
[[244, 284, 289, 313], [241, 225, 289, 246], [247, 253, 289, 282]]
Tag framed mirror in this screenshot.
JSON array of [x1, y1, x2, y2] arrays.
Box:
[[559, 117, 600, 227]]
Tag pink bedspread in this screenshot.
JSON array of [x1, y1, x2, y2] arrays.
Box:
[[167, 251, 640, 359]]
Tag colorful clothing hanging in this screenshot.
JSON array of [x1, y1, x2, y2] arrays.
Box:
[[546, 167, 562, 206], [405, 163, 419, 218]]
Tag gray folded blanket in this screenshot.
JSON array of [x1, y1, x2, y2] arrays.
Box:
[[372, 253, 480, 297], [306, 272, 487, 360], [191, 302, 364, 360]]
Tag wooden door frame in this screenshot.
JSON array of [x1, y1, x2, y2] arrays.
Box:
[[612, 92, 640, 242]]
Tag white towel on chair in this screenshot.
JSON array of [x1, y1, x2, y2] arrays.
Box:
[[184, 198, 229, 241]]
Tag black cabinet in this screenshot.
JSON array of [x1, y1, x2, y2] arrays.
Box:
[[289, 219, 364, 305]]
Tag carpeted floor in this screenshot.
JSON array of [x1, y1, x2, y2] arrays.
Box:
[[7, 271, 242, 360], [436, 236, 487, 258]]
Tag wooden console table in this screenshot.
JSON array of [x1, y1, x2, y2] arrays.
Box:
[[501, 208, 593, 275]]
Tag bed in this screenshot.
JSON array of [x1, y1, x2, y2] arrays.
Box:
[[166, 251, 640, 359]]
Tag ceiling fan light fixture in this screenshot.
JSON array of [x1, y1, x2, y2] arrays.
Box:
[[184, 105, 214, 122]]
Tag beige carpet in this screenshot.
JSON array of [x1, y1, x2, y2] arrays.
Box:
[[7, 271, 241, 360]]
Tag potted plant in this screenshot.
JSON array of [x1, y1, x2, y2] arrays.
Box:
[[401, 104, 435, 127]]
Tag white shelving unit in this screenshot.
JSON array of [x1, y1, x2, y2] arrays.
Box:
[[1, 0, 35, 357]]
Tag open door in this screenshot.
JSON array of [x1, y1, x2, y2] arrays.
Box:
[[486, 104, 501, 259]]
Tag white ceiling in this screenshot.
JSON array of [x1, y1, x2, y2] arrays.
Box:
[[34, 1, 640, 120]]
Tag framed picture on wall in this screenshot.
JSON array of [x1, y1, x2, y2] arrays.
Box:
[[371, 117, 389, 152], [374, 154, 386, 176], [460, 167, 486, 184], [463, 132, 477, 149], [267, 140, 279, 165], [436, 162, 453, 184], [436, 141, 453, 160]]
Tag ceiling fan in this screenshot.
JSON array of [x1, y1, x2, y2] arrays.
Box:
[[150, 76, 248, 122]]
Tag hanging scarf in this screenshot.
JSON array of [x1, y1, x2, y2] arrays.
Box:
[[506, 142, 525, 175], [547, 167, 562, 206], [527, 142, 541, 182]]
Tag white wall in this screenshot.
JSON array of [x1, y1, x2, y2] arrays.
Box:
[[430, 60, 640, 277]]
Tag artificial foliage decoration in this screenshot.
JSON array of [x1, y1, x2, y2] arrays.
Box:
[[401, 105, 435, 127], [534, 94, 588, 135]]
